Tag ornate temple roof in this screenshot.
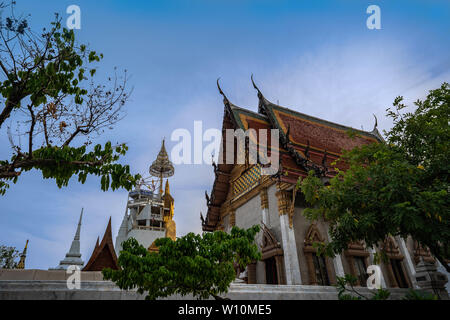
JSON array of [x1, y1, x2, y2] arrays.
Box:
[[82, 217, 119, 271], [202, 79, 382, 231]]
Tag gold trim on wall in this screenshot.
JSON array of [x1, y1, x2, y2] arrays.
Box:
[[260, 187, 269, 210], [229, 210, 236, 227]]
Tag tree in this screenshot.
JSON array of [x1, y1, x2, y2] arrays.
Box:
[[102, 225, 262, 300], [299, 83, 450, 272], [0, 1, 140, 195], [0, 244, 19, 268]]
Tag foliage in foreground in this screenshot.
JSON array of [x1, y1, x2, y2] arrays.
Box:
[[0, 1, 139, 194], [299, 83, 450, 271], [103, 225, 262, 300]]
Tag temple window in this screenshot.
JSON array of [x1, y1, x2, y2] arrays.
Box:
[[303, 224, 334, 285], [265, 257, 278, 284], [390, 259, 409, 288], [381, 237, 411, 288], [312, 253, 330, 286], [353, 256, 368, 286], [344, 241, 370, 286]]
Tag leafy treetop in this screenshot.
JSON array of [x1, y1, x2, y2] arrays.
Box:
[[103, 225, 262, 300], [0, 1, 140, 194]]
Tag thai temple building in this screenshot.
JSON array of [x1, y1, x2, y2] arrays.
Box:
[[201, 78, 449, 296]]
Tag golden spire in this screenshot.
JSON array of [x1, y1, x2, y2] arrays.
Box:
[[16, 239, 29, 269], [165, 179, 170, 195], [149, 139, 174, 196], [164, 179, 174, 221], [163, 178, 176, 241]]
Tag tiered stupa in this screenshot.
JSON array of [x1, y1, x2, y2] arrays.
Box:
[[50, 210, 84, 270]]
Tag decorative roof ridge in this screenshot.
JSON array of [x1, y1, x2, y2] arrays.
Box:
[[249, 79, 324, 176], [217, 78, 268, 132], [229, 104, 268, 120], [263, 99, 381, 141]]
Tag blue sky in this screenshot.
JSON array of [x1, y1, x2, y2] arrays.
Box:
[[0, 0, 449, 269]]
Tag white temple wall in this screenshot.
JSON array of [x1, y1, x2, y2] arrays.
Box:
[[235, 193, 261, 231], [235, 193, 264, 257], [125, 229, 165, 251], [235, 192, 267, 284]]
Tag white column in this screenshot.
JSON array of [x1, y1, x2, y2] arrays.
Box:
[[369, 247, 387, 288], [261, 207, 269, 225], [326, 231, 345, 277], [398, 237, 419, 288], [279, 214, 302, 284]]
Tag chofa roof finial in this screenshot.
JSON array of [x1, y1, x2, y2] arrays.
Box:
[[200, 211, 205, 225], [373, 114, 378, 131], [205, 190, 211, 206], [370, 113, 384, 142], [216, 78, 229, 103]]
